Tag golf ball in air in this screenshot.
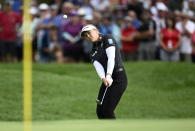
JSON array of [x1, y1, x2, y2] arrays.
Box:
[[63, 15, 67, 19]]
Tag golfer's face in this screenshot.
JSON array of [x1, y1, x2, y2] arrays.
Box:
[[86, 29, 99, 42]]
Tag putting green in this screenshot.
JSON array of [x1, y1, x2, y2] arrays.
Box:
[[0, 119, 195, 131]]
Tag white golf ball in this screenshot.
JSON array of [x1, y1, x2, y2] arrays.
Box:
[[63, 15, 67, 19]]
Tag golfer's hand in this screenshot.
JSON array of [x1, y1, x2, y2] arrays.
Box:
[[106, 75, 113, 87], [102, 78, 109, 86]]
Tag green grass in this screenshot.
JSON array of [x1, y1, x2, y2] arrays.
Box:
[[0, 62, 195, 121], [0, 119, 195, 131]]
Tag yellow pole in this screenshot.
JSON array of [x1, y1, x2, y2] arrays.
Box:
[[23, 0, 32, 131]]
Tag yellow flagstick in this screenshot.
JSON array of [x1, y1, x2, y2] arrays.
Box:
[[23, 0, 32, 131]]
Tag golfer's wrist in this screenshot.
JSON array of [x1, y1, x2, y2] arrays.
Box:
[[106, 73, 112, 77], [101, 77, 106, 80]]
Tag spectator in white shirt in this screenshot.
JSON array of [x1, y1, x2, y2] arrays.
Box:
[[176, 12, 195, 62], [90, 0, 110, 12], [152, 2, 167, 59]]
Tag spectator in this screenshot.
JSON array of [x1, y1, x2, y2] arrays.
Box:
[[62, 10, 83, 62], [58, 1, 75, 25], [81, 0, 93, 18], [36, 3, 50, 62], [44, 4, 62, 46], [183, 0, 192, 14], [183, 0, 195, 22], [127, 10, 141, 29], [83, 15, 93, 25], [152, 2, 167, 60], [57, 2, 75, 45], [93, 10, 102, 27], [90, 0, 110, 12], [137, 10, 156, 61], [121, 16, 138, 61], [82, 15, 94, 62], [139, 0, 151, 9], [12, 0, 22, 13], [112, 16, 124, 49], [37, 4, 60, 27], [30, 7, 40, 61], [112, 5, 125, 21], [40, 25, 64, 63], [174, 10, 182, 23], [68, 0, 83, 7], [49, 0, 63, 10], [127, 0, 144, 19], [0, 8, 3, 61], [49, 5, 61, 27], [1, 0, 194, 64], [160, 17, 181, 61], [38, 3, 50, 19], [77, 7, 86, 17], [176, 12, 195, 62], [152, 2, 167, 33], [99, 16, 113, 35], [15, 7, 40, 62], [168, 0, 183, 11], [0, 2, 22, 62], [192, 31, 195, 63]]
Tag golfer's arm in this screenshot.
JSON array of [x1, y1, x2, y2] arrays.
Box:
[[106, 46, 115, 76], [93, 61, 105, 79]]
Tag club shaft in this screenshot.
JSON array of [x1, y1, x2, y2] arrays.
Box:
[[101, 86, 109, 105]]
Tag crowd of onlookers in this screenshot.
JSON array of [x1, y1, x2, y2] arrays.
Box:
[[0, 0, 195, 63]]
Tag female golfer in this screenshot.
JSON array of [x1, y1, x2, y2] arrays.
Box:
[[80, 24, 128, 119]]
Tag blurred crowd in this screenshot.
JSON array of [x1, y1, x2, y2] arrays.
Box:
[[0, 0, 195, 63]]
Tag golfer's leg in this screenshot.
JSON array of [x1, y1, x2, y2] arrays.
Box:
[[96, 83, 108, 119], [96, 79, 127, 119], [96, 84, 116, 119]]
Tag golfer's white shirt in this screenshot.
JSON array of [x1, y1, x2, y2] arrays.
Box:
[[93, 46, 115, 79]]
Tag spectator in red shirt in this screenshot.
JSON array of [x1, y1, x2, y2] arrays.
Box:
[[0, 2, 22, 62], [160, 17, 181, 61], [121, 16, 138, 61], [0, 10, 3, 61]]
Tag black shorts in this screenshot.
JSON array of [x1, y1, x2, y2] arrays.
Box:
[[0, 41, 17, 58]]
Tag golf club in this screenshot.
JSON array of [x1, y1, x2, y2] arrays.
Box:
[[96, 86, 109, 105]]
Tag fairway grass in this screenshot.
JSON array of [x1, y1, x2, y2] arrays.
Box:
[[0, 62, 195, 121], [0, 119, 195, 131]]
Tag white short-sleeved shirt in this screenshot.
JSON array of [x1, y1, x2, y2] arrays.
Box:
[[176, 20, 195, 54], [90, 0, 109, 11]]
